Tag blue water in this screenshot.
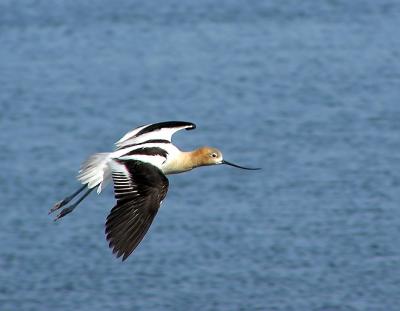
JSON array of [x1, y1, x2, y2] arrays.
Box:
[[1, 1, 400, 310]]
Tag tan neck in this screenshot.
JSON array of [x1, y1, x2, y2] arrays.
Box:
[[179, 149, 203, 170], [164, 149, 202, 174]]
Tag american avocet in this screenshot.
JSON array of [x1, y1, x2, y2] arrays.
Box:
[[50, 121, 259, 260]]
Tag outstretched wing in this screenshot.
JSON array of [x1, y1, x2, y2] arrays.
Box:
[[105, 159, 169, 261], [115, 121, 196, 149]]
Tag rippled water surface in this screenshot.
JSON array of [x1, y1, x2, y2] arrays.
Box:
[[1, 1, 400, 310]]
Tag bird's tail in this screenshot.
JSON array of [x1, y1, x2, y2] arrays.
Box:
[[77, 152, 111, 193]]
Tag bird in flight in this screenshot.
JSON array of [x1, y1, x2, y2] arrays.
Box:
[[50, 121, 259, 261]]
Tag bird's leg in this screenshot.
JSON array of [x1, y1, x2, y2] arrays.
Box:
[[49, 185, 87, 214], [54, 187, 95, 221]]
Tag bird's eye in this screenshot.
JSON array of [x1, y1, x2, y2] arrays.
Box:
[[211, 153, 218, 158]]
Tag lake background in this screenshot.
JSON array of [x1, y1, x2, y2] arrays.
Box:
[[0, 1, 399, 310]]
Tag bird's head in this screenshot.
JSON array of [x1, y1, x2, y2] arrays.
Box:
[[194, 146, 260, 170]]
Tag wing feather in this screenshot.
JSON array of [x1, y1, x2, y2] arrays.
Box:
[[115, 121, 195, 149], [105, 159, 169, 260]]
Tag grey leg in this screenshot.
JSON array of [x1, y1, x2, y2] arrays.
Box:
[[54, 187, 95, 221], [49, 185, 87, 214]]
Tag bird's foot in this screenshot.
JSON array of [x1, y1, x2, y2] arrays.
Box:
[[53, 206, 75, 221], [49, 198, 69, 214]]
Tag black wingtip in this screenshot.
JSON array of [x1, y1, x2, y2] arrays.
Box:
[[172, 121, 196, 130], [186, 122, 196, 130], [136, 121, 196, 136]]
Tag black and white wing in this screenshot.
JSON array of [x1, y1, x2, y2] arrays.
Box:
[[115, 121, 196, 150], [105, 159, 169, 261]]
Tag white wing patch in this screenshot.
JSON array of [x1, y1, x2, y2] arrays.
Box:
[[115, 124, 148, 147], [118, 154, 166, 169]]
